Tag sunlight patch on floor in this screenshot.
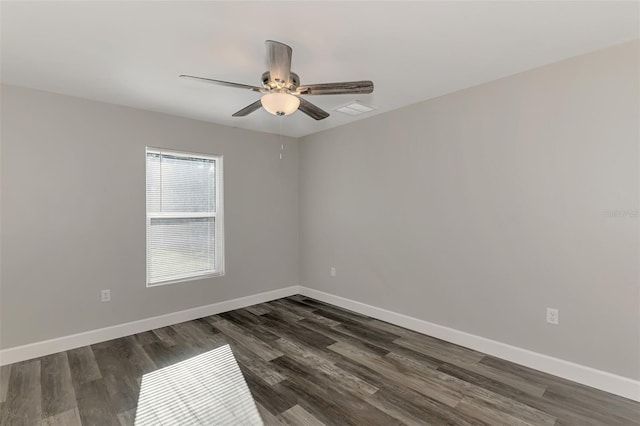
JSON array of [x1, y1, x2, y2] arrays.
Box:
[[135, 344, 263, 425]]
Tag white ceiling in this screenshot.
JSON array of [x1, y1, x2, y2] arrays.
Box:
[[1, 1, 638, 138]]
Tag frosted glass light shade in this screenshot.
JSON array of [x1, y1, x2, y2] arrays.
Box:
[[261, 93, 300, 116]]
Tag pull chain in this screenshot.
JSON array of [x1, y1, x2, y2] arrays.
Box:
[[279, 115, 284, 160]]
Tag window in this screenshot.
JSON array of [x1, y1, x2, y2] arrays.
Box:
[[146, 148, 224, 286]]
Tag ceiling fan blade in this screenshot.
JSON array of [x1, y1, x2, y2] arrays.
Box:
[[298, 97, 329, 120], [179, 75, 266, 93], [232, 99, 263, 117], [265, 40, 292, 86], [295, 81, 374, 96]]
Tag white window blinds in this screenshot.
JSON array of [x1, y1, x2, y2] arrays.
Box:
[[146, 148, 224, 286]]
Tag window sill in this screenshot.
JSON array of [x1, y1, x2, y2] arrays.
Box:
[[146, 271, 225, 288]]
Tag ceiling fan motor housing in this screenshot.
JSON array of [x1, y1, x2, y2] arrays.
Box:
[[262, 71, 300, 91]]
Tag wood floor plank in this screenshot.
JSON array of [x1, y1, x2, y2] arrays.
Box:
[[332, 322, 449, 371], [333, 322, 402, 344], [457, 397, 535, 426], [133, 330, 160, 346], [101, 372, 140, 415], [367, 318, 427, 338], [311, 306, 375, 329], [363, 392, 432, 426], [229, 341, 286, 386], [297, 298, 372, 323], [545, 378, 640, 415], [244, 304, 272, 316], [385, 350, 441, 377], [439, 361, 623, 426], [140, 341, 181, 369], [0, 365, 11, 403], [75, 379, 120, 426], [91, 341, 141, 414], [394, 335, 485, 366], [261, 314, 339, 350], [171, 320, 226, 351], [438, 361, 547, 398], [240, 368, 297, 416], [263, 301, 306, 322], [274, 299, 341, 327], [274, 357, 401, 426], [202, 314, 224, 323], [2, 360, 41, 426], [460, 384, 557, 426], [256, 402, 285, 425], [278, 404, 326, 426], [333, 359, 393, 390], [271, 337, 341, 369], [213, 319, 284, 361], [118, 336, 157, 377], [385, 351, 556, 426], [40, 352, 77, 418], [66, 346, 102, 386], [481, 355, 640, 424], [463, 361, 547, 397], [150, 326, 178, 347], [190, 317, 225, 341], [314, 309, 402, 342], [163, 340, 203, 362], [480, 354, 575, 388], [91, 339, 138, 377], [41, 407, 82, 426], [297, 317, 390, 356], [116, 408, 136, 426], [328, 340, 463, 407], [542, 387, 639, 425], [129, 405, 163, 425], [368, 382, 490, 426], [219, 310, 282, 343], [273, 338, 378, 398]]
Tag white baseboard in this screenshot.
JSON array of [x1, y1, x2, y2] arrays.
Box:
[[298, 286, 640, 402], [3, 284, 637, 402], [0, 285, 300, 366]]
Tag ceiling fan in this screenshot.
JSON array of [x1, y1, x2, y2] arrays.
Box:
[[180, 40, 374, 121]]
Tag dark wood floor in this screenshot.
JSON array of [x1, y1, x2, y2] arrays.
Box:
[[1, 295, 638, 425]]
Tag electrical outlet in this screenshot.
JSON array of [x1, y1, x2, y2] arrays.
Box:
[[330, 267, 336, 277], [546, 307, 559, 325], [101, 289, 111, 302]]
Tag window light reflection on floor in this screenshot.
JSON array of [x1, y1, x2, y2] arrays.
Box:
[[135, 344, 263, 425]]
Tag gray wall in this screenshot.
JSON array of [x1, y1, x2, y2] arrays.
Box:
[[0, 85, 299, 348], [299, 41, 640, 379], [2, 41, 638, 381]]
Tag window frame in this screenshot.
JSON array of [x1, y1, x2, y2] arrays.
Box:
[[145, 147, 225, 287]]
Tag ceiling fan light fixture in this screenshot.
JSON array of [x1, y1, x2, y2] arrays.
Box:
[[261, 93, 300, 116]]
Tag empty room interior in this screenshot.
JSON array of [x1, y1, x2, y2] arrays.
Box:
[[1, 1, 639, 425]]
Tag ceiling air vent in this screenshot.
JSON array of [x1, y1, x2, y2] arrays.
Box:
[[335, 101, 375, 116]]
